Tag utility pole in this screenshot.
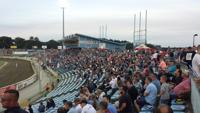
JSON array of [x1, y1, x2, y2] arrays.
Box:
[[133, 14, 136, 47], [62, 7, 65, 49], [145, 10, 148, 44]]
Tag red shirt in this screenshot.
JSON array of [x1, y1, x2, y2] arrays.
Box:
[[173, 78, 190, 95]]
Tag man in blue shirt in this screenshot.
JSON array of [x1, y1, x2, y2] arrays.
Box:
[[144, 76, 157, 105], [103, 95, 117, 113], [150, 73, 161, 93], [134, 76, 157, 112]]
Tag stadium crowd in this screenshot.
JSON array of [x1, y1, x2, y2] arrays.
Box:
[[1, 45, 200, 113]]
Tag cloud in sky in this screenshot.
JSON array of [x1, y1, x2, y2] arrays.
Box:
[[0, 0, 200, 47]]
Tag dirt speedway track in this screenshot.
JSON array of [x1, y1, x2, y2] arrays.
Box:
[[0, 58, 34, 87]]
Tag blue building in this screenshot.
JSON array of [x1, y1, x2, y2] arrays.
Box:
[[64, 34, 126, 50]]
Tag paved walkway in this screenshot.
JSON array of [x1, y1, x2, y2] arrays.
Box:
[[19, 63, 51, 103]]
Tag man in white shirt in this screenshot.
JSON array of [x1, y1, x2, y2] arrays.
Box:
[[152, 52, 158, 60], [80, 99, 96, 113], [109, 76, 118, 96], [109, 76, 117, 89], [192, 45, 200, 77]]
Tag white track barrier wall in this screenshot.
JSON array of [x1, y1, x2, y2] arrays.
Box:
[[46, 66, 59, 77]]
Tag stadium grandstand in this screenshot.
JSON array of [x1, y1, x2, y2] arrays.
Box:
[[64, 34, 126, 50], [1, 34, 200, 113], [28, 48, 200, 113], [1, 0, 200, 113]]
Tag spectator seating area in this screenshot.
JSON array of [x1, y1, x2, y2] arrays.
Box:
[[30, 48, 195, 113], [139, 99, 186, 113], [32, 69, 85, 113]]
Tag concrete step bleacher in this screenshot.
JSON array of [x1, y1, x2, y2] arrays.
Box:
[[171, 99, 186, 113], [139, 99, 187, 113], [32, 69, 86, 113]]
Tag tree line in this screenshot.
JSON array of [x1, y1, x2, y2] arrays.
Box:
[[0, 36, 157, 50], [0, 36, 62, 49]]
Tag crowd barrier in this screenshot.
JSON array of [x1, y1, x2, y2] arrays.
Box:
[[16, 73, 37, 90]]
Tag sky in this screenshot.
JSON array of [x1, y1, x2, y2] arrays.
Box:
[[0, 0, 200, 47]]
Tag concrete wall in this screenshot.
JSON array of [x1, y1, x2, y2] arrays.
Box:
[[0, 57, 53, 111]]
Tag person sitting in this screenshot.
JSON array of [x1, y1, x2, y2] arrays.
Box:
[[65, 101, 78, 113], [80, 99, 96, 113], [159, 58, 167, 71], [134, 76, 157, 112], [38, 102, 45, 113], [46, 98, 55, 110], [166, 60, 176, 75], [63, 100, 70, 113], [132, 75, 143, 93], [57, 107, 67, 113], [125, 79, 138, 105], [117, 86, 133, 113], [155, 104, 173, 113], [95, 89, 106, 102], [74, 98, 82, 113], [103, 95, 117, 113], [97, 101, 111, 113], [27, 104, 33, 113], [172, 68, 183, 85], [173, 69, 191, 98]]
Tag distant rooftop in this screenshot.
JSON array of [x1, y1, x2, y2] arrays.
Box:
[[65, 33, 127, 46]]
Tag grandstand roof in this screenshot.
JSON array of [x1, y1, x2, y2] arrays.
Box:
[[66, 33, 126, 46]]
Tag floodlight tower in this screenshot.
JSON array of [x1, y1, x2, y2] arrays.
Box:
[[59, 0, 69, 49]]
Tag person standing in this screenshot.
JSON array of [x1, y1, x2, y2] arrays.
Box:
[[1, 89, 28, 113], [184, 47, 196, 67], [159, 76, 170, 105], [192, 45, 200, 77]]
